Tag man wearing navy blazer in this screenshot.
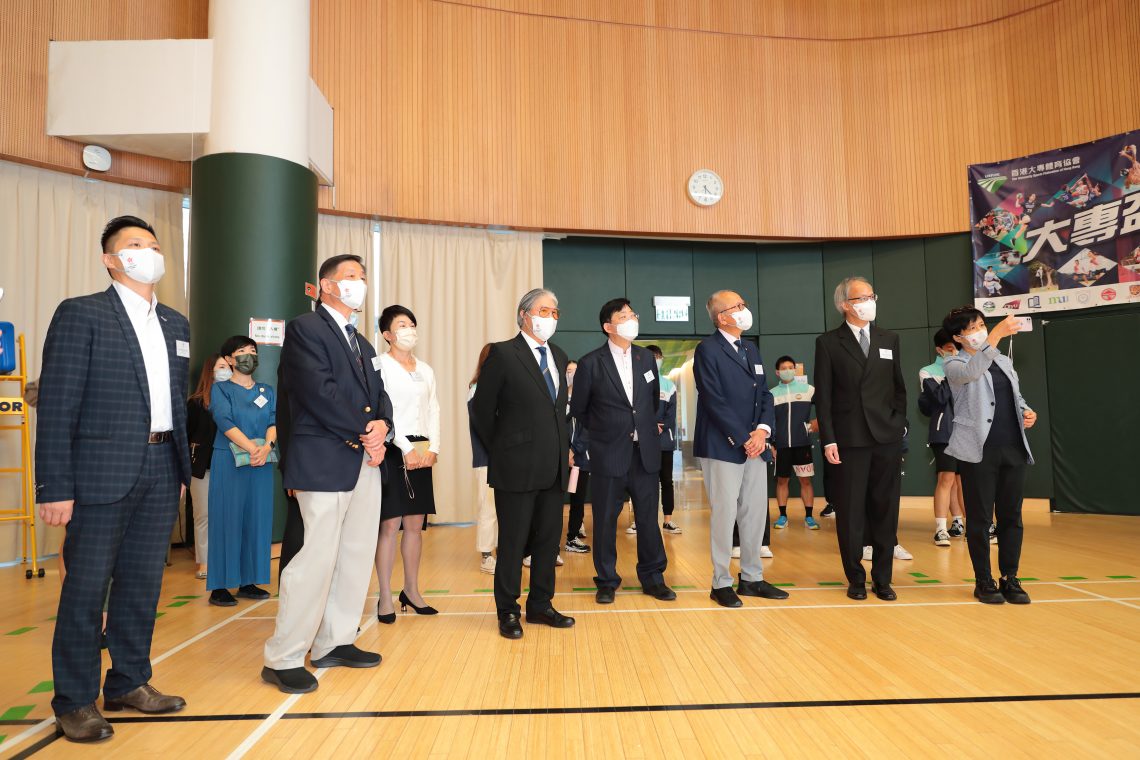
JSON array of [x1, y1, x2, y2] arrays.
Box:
[[693, 290, 790, 608], [262, 254, 394, 693], [570, 299, 674, 604], [36, 216, 191, 742], [814, 276, 907, 602]]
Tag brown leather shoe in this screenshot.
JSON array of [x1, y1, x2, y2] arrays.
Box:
[[55, 704, 114, 743], [103, 683, 186, 714]]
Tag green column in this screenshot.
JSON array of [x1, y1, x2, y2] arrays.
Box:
[[189, 152, 317, 540]]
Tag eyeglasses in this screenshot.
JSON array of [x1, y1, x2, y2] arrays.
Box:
[[531, 307, 561, 320], [846, 294, 878, 305], [718, 301, 748, 314]]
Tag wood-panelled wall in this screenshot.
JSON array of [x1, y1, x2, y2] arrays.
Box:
[[0, 0, 205, 190], [4, 0, 1139, 238]]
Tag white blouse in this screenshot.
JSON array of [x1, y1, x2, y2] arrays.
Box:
[[378, 353, 441, 455]]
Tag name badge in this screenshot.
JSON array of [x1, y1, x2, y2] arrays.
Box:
[[643, 370, 654, 383], [254, 394, 268, 408], [371, 356, 382, 371], [176, 340, 190, 358], [879, 348, 893, 360], [754, 364, 764, 375]]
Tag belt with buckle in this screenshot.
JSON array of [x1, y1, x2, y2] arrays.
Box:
[[147, 431, 173, 444]]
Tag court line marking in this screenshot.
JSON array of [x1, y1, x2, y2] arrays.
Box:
[[1054, 583, 1140, 612], [0, 600, 270, 756]]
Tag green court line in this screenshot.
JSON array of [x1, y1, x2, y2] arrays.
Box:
[[622, 586, 642, 591], [673, 585, 696, 590], [0, 706, 33, 721], [5, 627, 35, 636], [772, 583, 795, 588], [915, 579, 942, 584], [1059, 576, 1087, 581], [173, 595, 201, 600], [908, 572, 928, 578], [0, 735, 6, 745], [27, 681, 52, 694], [155, 612, 165, 619], [571, 587, 598, 592], [1108, 575, 1136, 579], [963, 578, 976, 583], [1017, 577, 1039, 582], [817, 581, 845, 586], [45, 616, 56, 622], [523, 587, 530, 593], [473, 589, 493, 593], [424, 590, 449, 595], [166, 601, 190, 608]]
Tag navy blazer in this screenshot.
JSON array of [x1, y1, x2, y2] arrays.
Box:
[[35, 286, 192, 505], [569, 342, 661, 477], [278, 306, 394, 492], [692, 332, 775, 464]]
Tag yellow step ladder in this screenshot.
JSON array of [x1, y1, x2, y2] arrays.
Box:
[[0, 333, 43, 579]]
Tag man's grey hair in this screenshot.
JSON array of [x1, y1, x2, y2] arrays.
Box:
[[832, 276, 871, 314], [705, 290, 733, 324], [517, 288, 558, 328]]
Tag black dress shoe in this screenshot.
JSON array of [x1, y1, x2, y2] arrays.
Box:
[[55, 704, 113, 743], [526, 607, 575, 628], [311, 644, 382, 669], [847, 584, 868, 600], [261, 666, 318, 694], [1000, 576, 1031, 604], [710, 586, 743, 608], [737, 575, 790, 600], [498, 613, 523, 639], [642, 583, 677, 601], [871, 584, 897, 601], [209, 588, 237, 607], [595, 587, 616, 604], [236, 585, 270, 600], [974, 578, 1005, 604]]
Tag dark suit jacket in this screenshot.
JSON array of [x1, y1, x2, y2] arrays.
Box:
[[569, 342, 660, 477], [813, 323, 907, 449], [472, 333, 570, 492], [35, 286, 192, 505], [278, 306, 394, 492], [692, 331, 775, 464]]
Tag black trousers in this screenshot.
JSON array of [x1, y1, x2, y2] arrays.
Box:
[[52, 442, 180, 715], [959, 443, 1027, 582], [590, 445, 668, 590], [494, 481, 563, 617], [833, 441, 902, 588], [566, 470, 590, 542], [278, 489, 304, 578], [659, 450, 675, 517]]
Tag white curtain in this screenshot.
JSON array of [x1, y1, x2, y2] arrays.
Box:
[[380, 221, 543, 523], [316, 212, 374, 335], [0, 159, 186, 562]]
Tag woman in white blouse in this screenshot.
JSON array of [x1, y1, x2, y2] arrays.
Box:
[[374, 305, 441, 623]]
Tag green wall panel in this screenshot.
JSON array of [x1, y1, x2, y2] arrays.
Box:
[[820, 241, 873, 329], [924, 234, 973, 327], [543, 238, 625, 332], [556, 331, 603, 364], [625, 241, 696, 336], [872, 239, 928, 331], [757, 245, 825, 336], [692, 244, 759, 336], [896, 327, 936, 497]]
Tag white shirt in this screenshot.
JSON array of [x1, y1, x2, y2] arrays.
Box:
[[520, 331, 559, 395], [846, 320, 870, 345], [113, 281, 172, 432], [322, 302, 356, 349], [378, 353, 441, 455], [607, 340, 634, 406]]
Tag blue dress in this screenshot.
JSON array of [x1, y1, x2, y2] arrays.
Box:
[[206, 380, 276, 590]]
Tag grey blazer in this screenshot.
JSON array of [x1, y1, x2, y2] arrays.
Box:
[[943, 345, 1034, 465]]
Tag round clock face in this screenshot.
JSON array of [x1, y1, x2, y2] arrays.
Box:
[[687, 169, 723, 206]]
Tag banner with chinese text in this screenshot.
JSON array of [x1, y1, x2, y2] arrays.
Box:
[[968, 129, 1140, 314]]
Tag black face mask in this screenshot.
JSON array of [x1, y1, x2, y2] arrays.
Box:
[[233, 354, 259, 375]]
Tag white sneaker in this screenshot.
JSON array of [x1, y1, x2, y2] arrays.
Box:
[[555, 554, 564, 567], [862, 546, 873, 561], [760, 546, 774, 559], [893, 544, 913, 560], [731, 546, 741, 559], [662, 521, 683, 534], [578, 527, 588, 539], [522, 555, 531, 568], [480, 555, 497, 574], [626, 522, 637, 534], [933, 529, 951, 547]]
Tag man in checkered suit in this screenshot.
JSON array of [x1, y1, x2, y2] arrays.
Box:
[[36, 216, 192, 743]]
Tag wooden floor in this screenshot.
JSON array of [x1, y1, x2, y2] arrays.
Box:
[[2, 477, 1139, 758]]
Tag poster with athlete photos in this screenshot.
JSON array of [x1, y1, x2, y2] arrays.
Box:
[[968, 128, 1140, 314]]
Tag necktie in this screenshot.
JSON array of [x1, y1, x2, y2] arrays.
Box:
[[345, 324, 364, 370], [733, 339, 749, 368], [858, 328, 869, 357], [537, 346, 557, 402]]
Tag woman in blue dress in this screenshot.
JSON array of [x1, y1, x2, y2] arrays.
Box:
[[207, 335, 277, 607]]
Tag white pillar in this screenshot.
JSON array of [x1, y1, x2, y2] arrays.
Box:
[[204, 0, 310, 166]]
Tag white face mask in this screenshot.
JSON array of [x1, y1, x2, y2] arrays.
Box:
[[960, 328, 988, 350], [529, 314, 557, 342], [333, 279, 367, 311], [851, 299, 877, 322], [213, 366, 233, 383], [614, 319, 639, 341], [730, 308, 753, 331], [394, 326, 418, 351], [114, 247, 165, 285]]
